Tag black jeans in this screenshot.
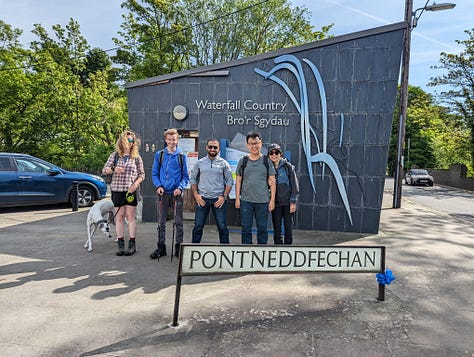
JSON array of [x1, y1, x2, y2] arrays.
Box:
[[271, 205, 293, 244]]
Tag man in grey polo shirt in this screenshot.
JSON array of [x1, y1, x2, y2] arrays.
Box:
[[190, 139, 234, 243]]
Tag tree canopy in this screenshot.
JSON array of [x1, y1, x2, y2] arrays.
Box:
[[0, 19, 127, 170], [430, 28, 474, 172], [113, 0, 332, 82]]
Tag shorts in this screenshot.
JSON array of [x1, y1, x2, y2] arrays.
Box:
[[111, 191, 138, 207]]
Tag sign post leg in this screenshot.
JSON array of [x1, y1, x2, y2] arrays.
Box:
[[172, 275, 182, 327], [377, 283, 385, 301]]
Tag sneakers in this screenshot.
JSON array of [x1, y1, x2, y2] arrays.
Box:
[[150, 244, 167, 260], [116, 239, 125, 256], [124, 240, 136, 256]]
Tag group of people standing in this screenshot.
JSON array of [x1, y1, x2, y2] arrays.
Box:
[[102, 128, 299, 258]]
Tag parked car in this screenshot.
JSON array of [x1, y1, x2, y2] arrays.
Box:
[[404, 168, 434, 186], [0, 153, 107, 208]]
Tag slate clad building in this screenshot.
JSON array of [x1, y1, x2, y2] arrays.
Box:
[[126, 23, 405, 234]]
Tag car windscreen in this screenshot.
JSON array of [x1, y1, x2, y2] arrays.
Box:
[[411, 169, 428, 175]]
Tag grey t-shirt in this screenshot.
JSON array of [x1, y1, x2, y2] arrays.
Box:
[[236, 156, 276, 203]]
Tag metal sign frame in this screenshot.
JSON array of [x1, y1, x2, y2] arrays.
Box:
[[172, 244, 386, 326]]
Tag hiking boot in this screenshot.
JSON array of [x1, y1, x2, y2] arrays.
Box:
[[124, 240, 136, 256], [150, 243, 167, 259], [174, 243, 181, 258], [116, 239, 125, 256]]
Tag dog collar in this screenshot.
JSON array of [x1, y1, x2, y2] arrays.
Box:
[[96, 219, 109, 225]]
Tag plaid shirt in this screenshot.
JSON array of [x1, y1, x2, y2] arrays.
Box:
[[103, 152, 145, 192]]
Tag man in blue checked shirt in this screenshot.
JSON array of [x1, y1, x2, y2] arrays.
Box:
[[190, 139, 233, 244]]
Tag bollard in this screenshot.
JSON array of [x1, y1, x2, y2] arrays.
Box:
[[72, 181, 79, 211]]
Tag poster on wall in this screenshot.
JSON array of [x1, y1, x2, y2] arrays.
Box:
[[225, 147, 247, 199]]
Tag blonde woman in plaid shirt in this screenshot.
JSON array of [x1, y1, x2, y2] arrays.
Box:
[[103, 130, 145, 256]]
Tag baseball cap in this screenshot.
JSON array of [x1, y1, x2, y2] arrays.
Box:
[[268, 143, 282, 153]]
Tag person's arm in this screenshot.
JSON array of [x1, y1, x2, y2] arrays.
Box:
[[289, 163, 299, 213], [151, 151, 164, 195], [234, 175, 242, 209], [176, 154, 190, 195], [129, 156, 145, 193], [102, 152, 116, 175], [268, 174, 276, 212]]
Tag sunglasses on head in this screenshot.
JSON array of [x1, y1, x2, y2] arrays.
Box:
[[207, 145, 218, 150], [269, 150, 280, 155]]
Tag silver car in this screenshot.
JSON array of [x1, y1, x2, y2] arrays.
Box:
[[404, 169, 434, 186]]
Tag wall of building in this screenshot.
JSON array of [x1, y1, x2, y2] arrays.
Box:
[[127, 23, 405, 234]]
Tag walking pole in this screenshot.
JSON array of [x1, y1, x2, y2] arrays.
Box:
[[170, 195, 177, 262], [156, 194, 163, 261]]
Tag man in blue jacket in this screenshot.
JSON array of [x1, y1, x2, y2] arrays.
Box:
[[150, 128, 189, 259]]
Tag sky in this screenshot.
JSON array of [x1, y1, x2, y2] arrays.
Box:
[[1, 0, 472, 94]]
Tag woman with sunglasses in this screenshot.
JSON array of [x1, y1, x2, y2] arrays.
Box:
[[102, 130, 145, 256], [267, 143, 299, 245]]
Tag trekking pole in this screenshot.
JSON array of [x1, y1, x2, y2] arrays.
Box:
[[156, 194, 163, 261], [170, 195, 177, 262]]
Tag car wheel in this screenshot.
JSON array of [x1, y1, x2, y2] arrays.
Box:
[[73, 186, 95, 207]]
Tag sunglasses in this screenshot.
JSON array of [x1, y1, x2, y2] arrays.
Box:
[[269, 151, 280, 155], [207, 145, 219, 150], [127, 138, 134, 143]]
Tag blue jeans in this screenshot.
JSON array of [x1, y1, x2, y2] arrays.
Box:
[[240, 200, 268, 244], [192, 197, 229, 244]]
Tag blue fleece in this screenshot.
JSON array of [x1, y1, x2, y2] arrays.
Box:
[[151, 148, 189, 194]]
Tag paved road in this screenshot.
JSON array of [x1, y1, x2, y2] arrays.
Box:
[[386, 177, 474, 222], [0, 185, 473, 356]]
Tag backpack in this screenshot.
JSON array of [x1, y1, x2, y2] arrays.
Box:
[[155, 149, 185, 180]]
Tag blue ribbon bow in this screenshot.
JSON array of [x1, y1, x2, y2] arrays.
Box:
[[376, 269, 396, 285]]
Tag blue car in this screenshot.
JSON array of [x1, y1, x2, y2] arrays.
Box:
[[0, 153, 107, 208]]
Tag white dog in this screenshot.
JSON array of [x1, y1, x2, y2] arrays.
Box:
[[84, 200, 116, 252]]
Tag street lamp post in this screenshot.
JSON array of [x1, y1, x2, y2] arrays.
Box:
[[392, 1, 456, 208]]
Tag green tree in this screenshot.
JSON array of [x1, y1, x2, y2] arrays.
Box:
[[0, 20, 127, 170], [430, 28, 474, 173], [113, 0, 331, 82], [388, 86, 439, 175]]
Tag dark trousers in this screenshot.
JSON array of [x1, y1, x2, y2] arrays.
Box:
[[156, 193, 183, 246], [271, 204, 293, 245]]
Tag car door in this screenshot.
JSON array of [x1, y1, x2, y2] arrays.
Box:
[[14, 157, 67, 204], [0, 156, 18, 205]]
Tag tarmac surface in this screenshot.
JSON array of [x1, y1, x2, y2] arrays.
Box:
[[0, 185, 473, 356]]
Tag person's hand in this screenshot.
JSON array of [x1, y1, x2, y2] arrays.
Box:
[[173, 188, 182, 196], [290, 203, 297, 213], [235, 197, 240, 209], [268, 200, 275, 212], [128, 184, 137, 193], [115, 166, 125, 175], [214, 196, 225, 208], [156, 187, 164, 195], [195, 194, 205, 207]]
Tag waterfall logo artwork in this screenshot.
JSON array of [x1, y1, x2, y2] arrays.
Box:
[[255, 55, 353, 224]]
